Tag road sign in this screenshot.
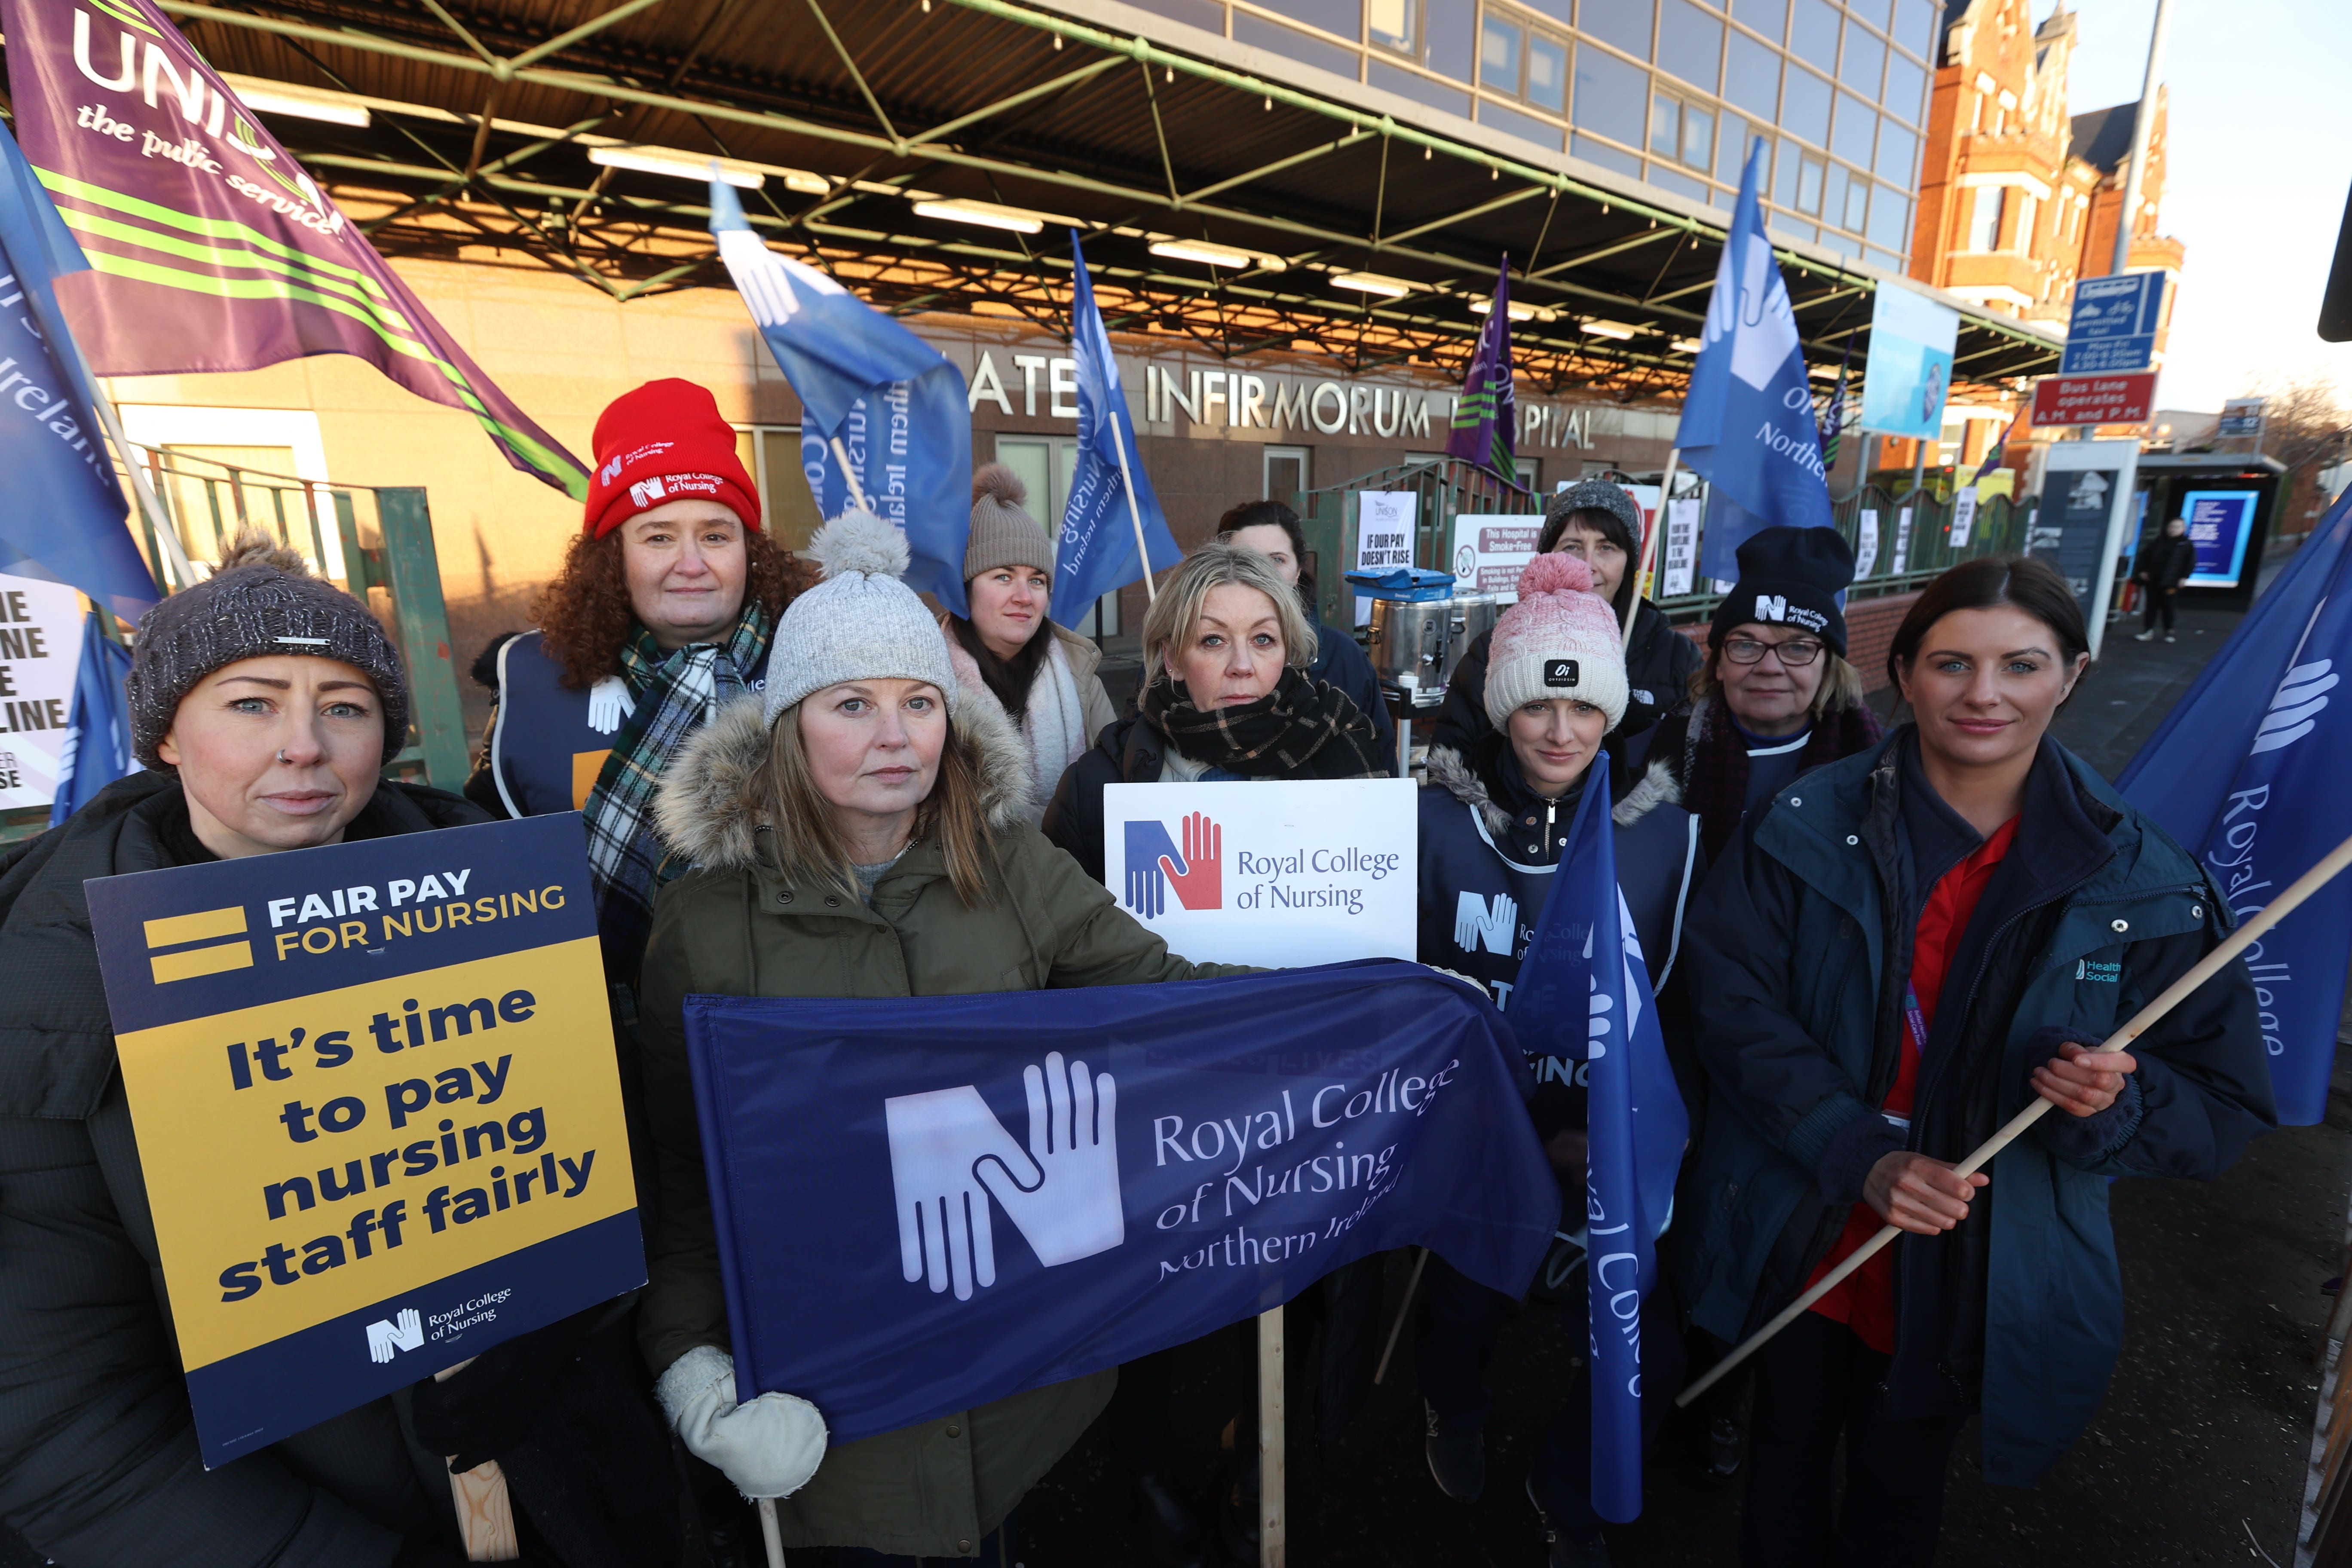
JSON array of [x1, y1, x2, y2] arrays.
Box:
[[2033, 372, 2157, 428], [2060, 271, 2168, 375], [2219, 397, 2266, 438]]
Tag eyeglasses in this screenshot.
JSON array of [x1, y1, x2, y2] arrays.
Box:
[[1722, 636, 1825, 667]]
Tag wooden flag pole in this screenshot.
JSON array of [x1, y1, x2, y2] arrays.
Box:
[[1259, 1306, 1286, 1568], [758, 1498, 787, 1568], [1623, 450, 1676, 645], [1112, 410, 1158, 605], [431, 1360, 519, 1562], [828, 436, 872, 514], [1676, 827, 2352, 1410]]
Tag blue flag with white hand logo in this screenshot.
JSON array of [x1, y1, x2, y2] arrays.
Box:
[[682, 961, 1555, 1442], [708, 181, 972, 612], [0, 118, 158, 620], [49, 607, 132, 826], [2118, 488, 2352, 1125], [1680, 139, 1834, 583], [1054, 234, 1179, 613], [1506, 756, 1688, 1523]]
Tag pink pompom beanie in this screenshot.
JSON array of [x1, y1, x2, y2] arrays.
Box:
[[1482, 552, 1629, 729]]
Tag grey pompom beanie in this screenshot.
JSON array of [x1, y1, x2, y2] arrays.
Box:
[[763, 508, 959, 726], [965, 463, 1054, 582], [1544, 478, 1644, 544], [126, 537, 410, 769]]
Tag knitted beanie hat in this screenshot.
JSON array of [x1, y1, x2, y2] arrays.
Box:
[[965, 463, 1054, 582], [763, 509, 959, 727], [583, 378, 762, 539], [1707, 524, 1856, 655], [1482, 551, 1629, 730], [1543, 477, 1643, 544], [127, 536, 410, 769]]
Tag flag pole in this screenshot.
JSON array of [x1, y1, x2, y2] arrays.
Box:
[[828, 437, 873, 514], [1676, 825, 2352, 1409], [758, 1498, 787, 1568], [1625, 450, 1677, 644], [1112, 410, 1158, 605], [1372, 1247, 1430, 1383], [1259, 1306, 1286, 1568]]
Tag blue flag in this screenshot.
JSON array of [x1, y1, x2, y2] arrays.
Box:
[[1680, 139, 1834, 583], [1506, 756, 1688, 1523], [2117, 490, 2352, 1125], [0, 118, 158, 620], [709, 182, 973, 613], [1055, 234, 1179, 614], [49, 607, 133, 826], [682, 961, 1556, 1442]]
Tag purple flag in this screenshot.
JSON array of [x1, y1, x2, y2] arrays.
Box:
[[2, 0, 588, 499], [1447, 258, 1517, 484]]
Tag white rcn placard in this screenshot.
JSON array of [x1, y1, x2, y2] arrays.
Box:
[[0, 572, 86, 811], [1102, 778, 1417, 967]]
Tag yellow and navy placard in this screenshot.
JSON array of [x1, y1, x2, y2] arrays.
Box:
[[84, 812, 643, 1468]]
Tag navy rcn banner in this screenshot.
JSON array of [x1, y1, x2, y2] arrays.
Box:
[[85, 813, 643, 1466], [683, 961, 1555, 1443]]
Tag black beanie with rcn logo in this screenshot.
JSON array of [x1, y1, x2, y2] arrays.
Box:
[[1707, 524, 1857, 656]]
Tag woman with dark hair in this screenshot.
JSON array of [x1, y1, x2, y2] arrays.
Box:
[[1678, 554, 2275, 1568], [1622, 526, 1884, 865], [940, 465, 1118, 824], [467, 378, 813, 979], [1432, 478, 1704, 760], [1218, 498, 1397, 756], [638, 511, 1249, 1563]]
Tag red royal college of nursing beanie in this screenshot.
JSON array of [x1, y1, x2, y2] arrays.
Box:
[[583, 378, 763, 538]]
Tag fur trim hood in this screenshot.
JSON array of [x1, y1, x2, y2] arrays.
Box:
[[653, 689, 1035, 872], [1423, 740, 1675, 831]]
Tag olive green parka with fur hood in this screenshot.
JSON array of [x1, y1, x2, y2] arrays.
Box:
[[636, 687, 1249, 1557]]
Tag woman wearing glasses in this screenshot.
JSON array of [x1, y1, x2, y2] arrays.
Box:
[[1620, 526, 1884, 865]]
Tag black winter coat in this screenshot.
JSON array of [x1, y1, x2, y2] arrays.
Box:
[[0, 773, 674, 1568], [2135, 533, 2198, 592], [1431, 598, 1703, 761]]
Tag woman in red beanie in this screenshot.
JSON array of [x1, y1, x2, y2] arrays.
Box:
[[469, 378, 813, 981]]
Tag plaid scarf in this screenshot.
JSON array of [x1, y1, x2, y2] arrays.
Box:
[[584, 603, 773, 974], [1140, 665, 1390, 780]]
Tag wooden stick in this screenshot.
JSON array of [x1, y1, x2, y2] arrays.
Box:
[[1372, 1247, 1429, 1384], [1110, 409, 1158, 604], [1676, 826, 2352, 1409], [432, 1360, 518, 1562], [827, 436, 871, 514], [758, 1498, 787, 1568], [1623, 450, 1676, 645], [1259, 1306, 1286, 1568]]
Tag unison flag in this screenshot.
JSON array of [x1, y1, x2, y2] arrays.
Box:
[[1, 0, 586, 499], [1054, 234, 1179, 613], [683, 962, 1556, 1443], [2118, 490, 2352, 1125], [710, 182, 973, 612], [0, 119, 158, 620], [1447, 258, 1518, 484], [49, 608, 133, 826], [1506, 754, 1688, 1523], [1681, 140, 1834, 581]]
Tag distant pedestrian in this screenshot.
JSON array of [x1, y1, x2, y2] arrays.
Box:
[[1678, 554, 2275, 1568], [939, 464, 1118, 823], [2133, 516, 2198, 642], [1219, 498, 1398, 757], [1621, 525, 1882, 865]]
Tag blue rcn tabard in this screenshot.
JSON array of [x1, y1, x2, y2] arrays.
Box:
[[682, 961, 1558, 1442]]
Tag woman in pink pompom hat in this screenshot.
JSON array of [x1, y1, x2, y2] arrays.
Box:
[[1408, 548, 1707, 1564]]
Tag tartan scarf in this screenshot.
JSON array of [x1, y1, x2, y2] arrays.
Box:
[[1140, 665, 1390, 780], [583, 603, 773, 975]]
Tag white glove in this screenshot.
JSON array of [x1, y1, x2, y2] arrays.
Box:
[[656, 1344, 827, 1499]]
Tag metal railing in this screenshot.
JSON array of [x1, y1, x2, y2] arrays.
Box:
[[1292, 456, 1538, 631]]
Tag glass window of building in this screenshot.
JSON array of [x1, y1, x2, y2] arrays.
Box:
[[1884, 50, 1926, 121], [1830, 90, 1876, 167], [1841, 172, 1869, 232], [1838, 20, 1885, 97], [1731, 0, 1786, 43], [1657, 0, 1724, 92], [1967, 185, 2005, 251], [1890, 0, 1934, 55], [1526, 34, 1568, 110], [1875, 118, 1917, 183], [1867, 187, 1910, 253], [1723, 29, 1780, 119], [1720, 118, 1762, 185], [1649, 90, 1712, 169], [1773, 135, 1803, 205], [1820, 158, 1847, 223], [1425, 0, 1474, 80], [1795, 150, 1826, 214], [1368, 0, 1414, 54], [1266, 0, 1364, 39], [2012, 191, 2037, 251], [1482, 16, 1522, 92], [1781, 62, 1831, 144], [1580, 0, 1654, 60], [1787, 0, 1838, 71], [1572, 42, 1649, 148]]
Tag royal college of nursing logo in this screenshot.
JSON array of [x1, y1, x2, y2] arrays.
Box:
[[883, 1054, 1125, 1301], [1121, 812, 1224, 919]]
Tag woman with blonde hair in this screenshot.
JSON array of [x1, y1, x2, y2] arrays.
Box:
[[1042, 539, 1390, 882], [635, 510, 1250, 1564]]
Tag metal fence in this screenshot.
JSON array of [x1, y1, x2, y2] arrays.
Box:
[[1292, 456, 1538, 630]]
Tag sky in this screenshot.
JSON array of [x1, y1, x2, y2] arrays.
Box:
[[2053, 0, 2352, 413]]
